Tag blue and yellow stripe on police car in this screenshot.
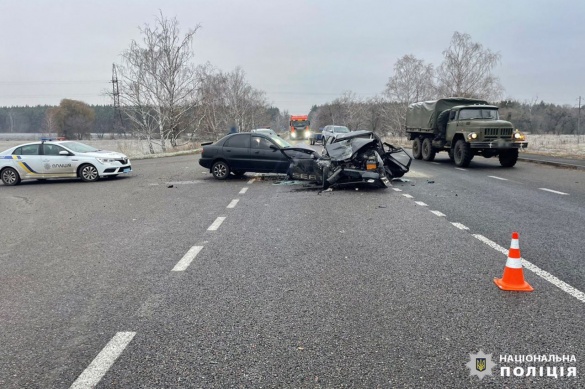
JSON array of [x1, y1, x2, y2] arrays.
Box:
[[2, 155, 39, 174]]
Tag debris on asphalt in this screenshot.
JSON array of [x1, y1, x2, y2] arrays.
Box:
[[167, 185, 174, 188], [378, 205, 387, 208], [427, 180, 435, 184]]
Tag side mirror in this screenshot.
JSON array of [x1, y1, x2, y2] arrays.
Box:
[[269, 145, 279, 151], [59, 150, 70, 156]]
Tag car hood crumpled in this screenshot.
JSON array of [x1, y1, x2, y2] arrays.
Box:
[[325, 137, 376, 161]]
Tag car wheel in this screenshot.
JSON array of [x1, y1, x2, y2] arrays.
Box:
[[412, 138, 423, 160], [1, 167, 21, 186], [421, 138, 436, 161], [498, 149, 519, 167], [453, 140, 473, 167], [79, 164, 99, 182], [212, 161, 230, 180]]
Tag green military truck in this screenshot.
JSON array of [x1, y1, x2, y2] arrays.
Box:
[[405, 97, 528, 167]]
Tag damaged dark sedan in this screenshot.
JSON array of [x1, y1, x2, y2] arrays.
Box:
[[199, 130, 412, 189], [283, 130, 412, 189]]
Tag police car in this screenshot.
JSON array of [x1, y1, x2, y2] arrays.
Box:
[[0, 139, 132, 185]]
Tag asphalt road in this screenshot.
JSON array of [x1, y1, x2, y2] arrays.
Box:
[[1, 153, 584, 388]]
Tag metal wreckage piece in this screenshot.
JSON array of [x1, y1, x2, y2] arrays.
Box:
[[280, 130, 412, 189]]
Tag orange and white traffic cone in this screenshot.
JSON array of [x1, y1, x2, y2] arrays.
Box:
[[494, 232, 533, 292]]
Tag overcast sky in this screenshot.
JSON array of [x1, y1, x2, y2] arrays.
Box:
[[1, 0, 584, 113]]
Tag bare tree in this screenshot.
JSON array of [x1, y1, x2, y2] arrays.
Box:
[[436, 32, 503, 100], [117, 12, 200, 152], [384, 55, 435, 134]]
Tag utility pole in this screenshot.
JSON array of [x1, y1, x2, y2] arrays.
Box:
[[578, 96, 581, 135], [111, 64, 125, 136]]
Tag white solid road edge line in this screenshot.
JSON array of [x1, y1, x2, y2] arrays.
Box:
[[473, 234, 585, 304], [239, 187, 249, 194], [227, 199, 239, 209], [172, 246, 204, 272], [70, 332, 136, 389], [207, 217, 226, 231]]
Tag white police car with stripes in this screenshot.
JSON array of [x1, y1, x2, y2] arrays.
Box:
[[0, 139, 132, 185]]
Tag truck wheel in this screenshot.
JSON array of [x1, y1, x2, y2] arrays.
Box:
[[448, 148, 455, 162], [412, 138, 423, 160], [499, 149, 519, 167], [453, 140, 473, 167], [421, 138, 436, 161]]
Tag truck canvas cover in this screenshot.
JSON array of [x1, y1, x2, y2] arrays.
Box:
[[406, 98, 489, 130]]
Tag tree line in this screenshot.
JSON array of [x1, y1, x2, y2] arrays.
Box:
[[310, 32, 582, 136], [0, 24, 581, 146]]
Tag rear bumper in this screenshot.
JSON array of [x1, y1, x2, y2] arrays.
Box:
[[199, 159, 212, 169]]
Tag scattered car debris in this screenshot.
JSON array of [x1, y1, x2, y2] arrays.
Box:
[[427, 180, 435, 184]]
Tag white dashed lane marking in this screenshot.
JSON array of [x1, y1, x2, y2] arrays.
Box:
[[488, 176, 508, 181], [70, 332, 136, 389], [247, 178, 255, 184], [172, 246, 203, 272], [473, 234, 585, 304], [455, 168, 467, 171], [397, 189, 584, 304], [402, 194, 414, 199], [239, 187, 249, 194], [227, 199, 239, 209], [392, 188, 402, 192], [207, 217, 226, 231], [539, 188, 569, 195], [414, 201, 428, 206]]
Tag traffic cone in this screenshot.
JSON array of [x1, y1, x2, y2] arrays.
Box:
[[494, 232, 533, 292]]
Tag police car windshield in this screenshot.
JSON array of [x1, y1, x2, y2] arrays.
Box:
[[60, 141, 100, 153]]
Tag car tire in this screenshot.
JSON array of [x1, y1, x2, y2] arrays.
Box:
[[412, 138, 423, 160], [421, 138, 436, 161], [453, 140, 473, 167], [79, 164, 100, 182], [1, 167, 21, 186], [212, 160, 230, 180], [498, 149, 519, 167]]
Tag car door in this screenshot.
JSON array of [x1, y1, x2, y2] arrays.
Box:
[[222, 134, 251, 170], [250, 135, 289, 173], [11, 144, 43, 178], [41, 143, 77, 176]]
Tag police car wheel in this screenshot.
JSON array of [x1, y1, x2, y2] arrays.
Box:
[[79, 164, 99, 182], [1, 167, 21, 186]]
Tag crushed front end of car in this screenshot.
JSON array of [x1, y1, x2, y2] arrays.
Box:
[[281, 131, 412, 189]]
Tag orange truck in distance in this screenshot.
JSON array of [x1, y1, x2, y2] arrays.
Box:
[[289, 115, 311, 140]]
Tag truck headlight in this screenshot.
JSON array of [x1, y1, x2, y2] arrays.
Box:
[[291, 132, 296, 138], [513, 130, 525, 141], [467, 132, 478, 140]]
